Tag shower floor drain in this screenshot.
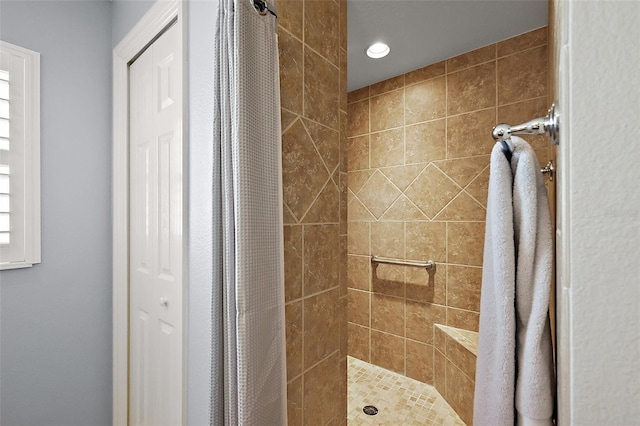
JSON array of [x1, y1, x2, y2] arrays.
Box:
[[363, 405, 378, 416]]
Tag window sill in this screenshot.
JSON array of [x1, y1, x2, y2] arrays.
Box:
[[1, 261, 38, 271]]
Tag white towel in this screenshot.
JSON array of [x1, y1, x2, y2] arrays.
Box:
[[474, 136, 554, 426]]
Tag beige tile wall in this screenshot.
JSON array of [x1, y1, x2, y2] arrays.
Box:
[[277, 0, 348, 424], [434, 325, 479, 425], [346, 27, 550, 384]]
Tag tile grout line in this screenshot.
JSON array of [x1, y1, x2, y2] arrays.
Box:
[[347, 95, 548, 140], [286, 220, 341, 227], [367, 88, 371, 169], [445, 58, 450, 170], [300, 212, 305, 421], [287, 283, 341, 307], [367, 215, 372, 363], [279, 23, 341, 73], [403, 220, 407, 377], [402, 77, 407, 168], [289, 349, 341, 387]]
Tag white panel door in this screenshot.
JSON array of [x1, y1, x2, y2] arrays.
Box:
[[129, 23, 183, 426]]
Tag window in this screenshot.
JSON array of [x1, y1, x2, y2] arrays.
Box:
[[0, 41, 40, 270]]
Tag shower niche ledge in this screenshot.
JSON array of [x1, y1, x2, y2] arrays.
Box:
[[434, 324, 478, 425]]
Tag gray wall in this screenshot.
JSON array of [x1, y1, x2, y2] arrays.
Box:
[[111, 0, 154, 48], [186, 0, 219, 423], [0, 1, 113, 425], [0, 1, 220, 424]]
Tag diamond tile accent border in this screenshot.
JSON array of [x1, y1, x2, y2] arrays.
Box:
[[282, 119, 330, 221], [405, 165, 461, 219], [347, 356, 466, 425], [356, 170, 401, 219]]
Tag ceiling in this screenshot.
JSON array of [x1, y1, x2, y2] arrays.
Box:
[[347, 0, 548, 91]]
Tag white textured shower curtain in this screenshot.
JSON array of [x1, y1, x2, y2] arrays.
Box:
[[212, 0, 287, 423]]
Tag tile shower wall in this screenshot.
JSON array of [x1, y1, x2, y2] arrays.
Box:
[[277, 0, 348, 424], [346, 27, 549, 384]]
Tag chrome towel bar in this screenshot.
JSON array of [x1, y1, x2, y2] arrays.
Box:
[[371, 255, 435, 270], [492, 102, 560, 146]]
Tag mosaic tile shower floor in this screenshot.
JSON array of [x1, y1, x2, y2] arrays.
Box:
[[347, 356, 466, 425]]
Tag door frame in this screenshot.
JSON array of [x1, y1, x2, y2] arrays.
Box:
[[112, 1, 186, 424]]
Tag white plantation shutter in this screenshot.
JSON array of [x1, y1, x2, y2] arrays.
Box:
[[0, 70, 11, 246], [0, 41, 40, 270]]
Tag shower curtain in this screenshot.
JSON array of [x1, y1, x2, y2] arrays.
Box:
[[212, 0, 287, 423]]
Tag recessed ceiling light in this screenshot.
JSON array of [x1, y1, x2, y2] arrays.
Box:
[[366, 42, 390, 59]]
